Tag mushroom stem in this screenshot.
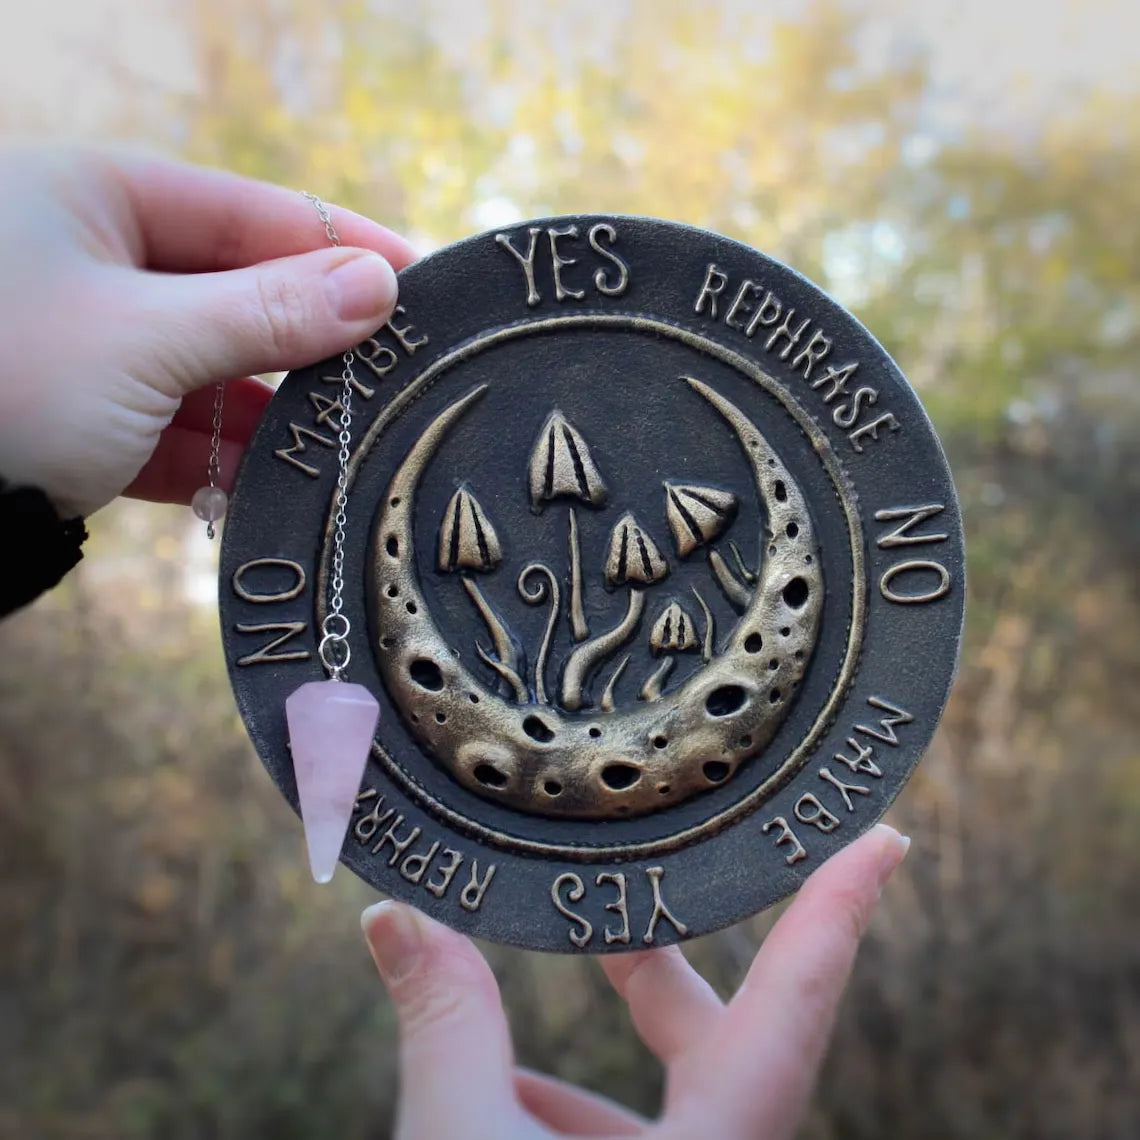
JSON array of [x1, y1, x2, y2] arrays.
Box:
[[600, 655, 630, 712], [462, 577, 526, 701], [560, 588, 646, 711], [639, 657, 674, 702], [568, 508, 588, 642], [709, 548, 752, 610], [691, 586, 715, 663]]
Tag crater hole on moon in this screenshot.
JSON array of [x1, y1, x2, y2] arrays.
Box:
[[601, 763, 642, 791], [543, 779, 563, 797], [774, 480, 788, 502], [705, 685, 748, 718], [703, 760, 730, 783], [744, 633, 763, 653], [783, 576, 809, 608], [385, 535, 399, 556], [522, 715, 556, 743], [652, 735, 668, 750], [410, 658, 445, 691], [474, 763, 509, 788]]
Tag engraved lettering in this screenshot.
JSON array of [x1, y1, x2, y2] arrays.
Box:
[[232, 558, 306, 604], [425, 848, 463, 898], [693, 262, 729, 318], [880, 560, 952, 604], [234, 621, 310, 666], [794, 793, 841, 833], [400, 840, 441, 884], [745, 289, 783, 337], [833, 737, 882, 777], [848, 411, 901, 453], [552, 872, 593, 948], [763, 815, 807, 865], [548, 225, 585, 301], [765, 310, 811, 358], [724, 279, 762, 330], [855, 696, 915, 746], [371, 813, 422, 864], [274, 422, 336, 478], [309, 390, 345, 427], [495, 227, 542, 306], [387, 305, 429, 354], [354, 796, 395, 843], [355, 338, 398, 381], [643, 866, 688, 944], [874, 504, 949, 549], [811, 361, 857, 402], [832, 386, 879, 429], [819, 766, 872, 812], [595, 872, 631, 945], [459, 861, 497, 911], [588, 223, 630, 296], [791, 329, 832, 380]]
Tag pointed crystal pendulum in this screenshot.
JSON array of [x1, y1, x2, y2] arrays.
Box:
[[285, 680, 379, 883], [281, 192, 381, 884]]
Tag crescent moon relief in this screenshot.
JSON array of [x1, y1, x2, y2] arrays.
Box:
[[368, 378, 824, 820]]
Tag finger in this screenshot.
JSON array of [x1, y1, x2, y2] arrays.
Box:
[[134, 246, 398, 389], [124, 428, 245, 505], [600, 946, 724, 1065], [514, 1068, 647, 1137], [699, 824, 909, 1138], [110, 151, 418, 272], [361, 901, 516, 1131]]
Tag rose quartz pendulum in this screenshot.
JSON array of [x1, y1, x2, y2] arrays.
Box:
[[286, 681, 380, 883]]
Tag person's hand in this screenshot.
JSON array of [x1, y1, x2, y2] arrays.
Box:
[[0, 145, 416, 518], [361, 823, 909, 1140]]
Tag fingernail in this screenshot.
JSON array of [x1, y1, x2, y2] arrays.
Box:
[[361, 900, 423, 983], [871, 823, 910, 887], [327, 251, 398, 322]]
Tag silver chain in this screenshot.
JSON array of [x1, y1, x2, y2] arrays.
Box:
[[303, 192, 356, 682], [205, 380, 225, 538]]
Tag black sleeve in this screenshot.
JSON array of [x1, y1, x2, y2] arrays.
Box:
[[0, 479, 87, 618]]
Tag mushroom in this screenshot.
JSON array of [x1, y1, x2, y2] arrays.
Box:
[[437, 485, 526, 702], [604, 511, 669, 587], [641, 598, 700, 701], [528, 411, 606, 642], [663, 481, 752, 609], [438, 484, 502, 573], [561, 512, 669, 710]]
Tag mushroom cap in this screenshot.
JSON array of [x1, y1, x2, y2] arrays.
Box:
[[605, 511, 669, 586], [650, 600, 699, 655], [664, 482, 738, 557], [528, 410, 607, 508], [438, 485, 502, 573]]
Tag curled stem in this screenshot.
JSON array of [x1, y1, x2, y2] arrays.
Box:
[[518, 563, 560, 705]]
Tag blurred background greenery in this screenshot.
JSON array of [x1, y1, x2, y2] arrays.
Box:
[[1, 0, 1138, 1136]]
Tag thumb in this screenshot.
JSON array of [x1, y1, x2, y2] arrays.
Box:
[[138, 246, 399, 391], [361, 901, 517, 1131]]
